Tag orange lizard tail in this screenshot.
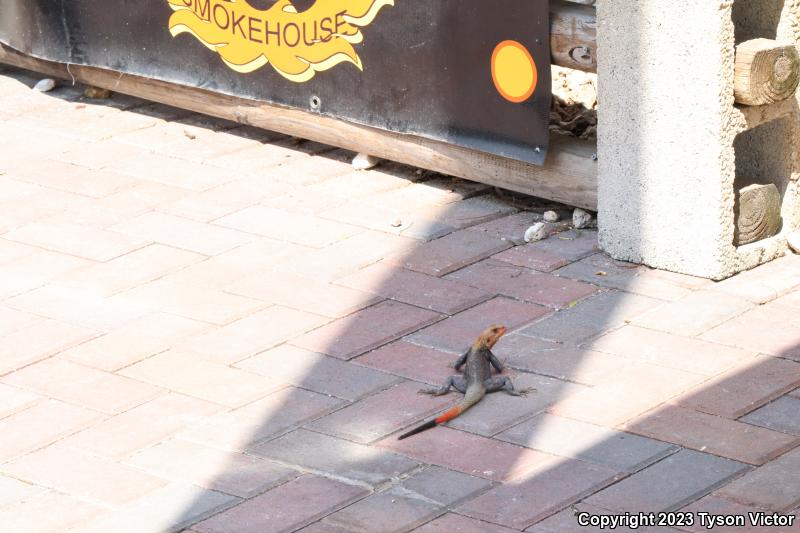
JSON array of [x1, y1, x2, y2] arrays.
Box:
[[398, 385, 490, 441], [396, 405, 464, 440]]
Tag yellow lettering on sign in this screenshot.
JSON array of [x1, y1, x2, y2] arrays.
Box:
[[166, 0, 394, 82]]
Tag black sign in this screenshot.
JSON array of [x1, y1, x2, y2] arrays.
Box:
[[0, 0, 550, 164]]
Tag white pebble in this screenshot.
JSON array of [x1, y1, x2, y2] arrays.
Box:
[[33, 78, 56, 92], [524, 222, 549, 243], [543, 210, 559, 223], [573, 208, 594, 229], [788, 232, 800, 254], [352, 153, 380, 170]]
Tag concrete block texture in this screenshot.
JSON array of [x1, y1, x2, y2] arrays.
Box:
[[597, 0, 800, 279]]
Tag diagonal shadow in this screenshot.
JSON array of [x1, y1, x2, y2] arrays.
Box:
[[2, 10, 799, 529]]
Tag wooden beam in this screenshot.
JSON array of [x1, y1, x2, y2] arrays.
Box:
[[551, 0, 597, 73], [0, 43, 598, 209], [734, 38, 800, 106]]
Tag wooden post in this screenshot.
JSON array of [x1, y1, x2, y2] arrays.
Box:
[[734, 39, 800, 106], [551, 0, 597, 73], [734, 183, 782, 245]]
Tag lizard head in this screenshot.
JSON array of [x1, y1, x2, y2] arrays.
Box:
[[481, 325, 507, 349]]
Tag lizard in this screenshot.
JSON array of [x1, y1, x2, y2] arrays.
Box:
[[398, 324, 532, 440]]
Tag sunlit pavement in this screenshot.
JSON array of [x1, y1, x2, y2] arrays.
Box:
[[0, 65, 799, 532]]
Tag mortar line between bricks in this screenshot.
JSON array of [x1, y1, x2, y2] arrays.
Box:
[[0, 407, 111, 465], [0, 332, 106, 379], [5, 231, 156, 264]]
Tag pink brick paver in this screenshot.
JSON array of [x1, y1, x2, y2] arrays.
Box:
[[215, 205, 363, 248], [252, 428, 420, 487], [321, 487, 444, 532], [0, 318, 97, 375], [408, 296, 549, 353], [354, 340, 462, 386], [586, 449, 749, 513], [335, 262, 493, 314], [681, 495, 799, 533], [125, 438, 298, 498], [391, 228, 512, 276], [0, 383, 40, 419], [415, 513, 520, 533], [225, 270, 380, 318], [59, 392, 223, 459], [181, 387, 344, 451], [2, 67, 800, 532], [675, 355, 800, 418], [237, 344, 399, 401], [549, 362, 708, 427], [0, 490, 106, 533], [306, 380, 455, 444], [586, 325, 756, 376], [119, 349, 287, 407], [193, 474, 368, 533], [457, 457, 623, 529], [0, 443, 169, 507], [55, 243, 205, 297], [291, 300, 442, 360], [273, 229, 417, 281], [60, 312, 210, 371], [379, 425, 559, 482], [0, 399, 103, 462], [494, 334, 634, 386], [624, 404, 800, 465], [492, 244, 571, 272], [4, 221, 149, 261], [716, 447, 800, 511], [177, 306, 329, 364], [1, 357, 162, 414], [445, 258, 598, 308], [701, 310, 800, 360]]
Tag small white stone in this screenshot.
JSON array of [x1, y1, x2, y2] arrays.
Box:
[[33, 78, 56, 92], [524, 222, 549, 243], [788, 232, 800, 254], [543, 210, 560, 223], [573, 208, 594, 229], [352, 153, 380, 170]]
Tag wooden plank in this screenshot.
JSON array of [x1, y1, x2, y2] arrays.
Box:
[[551, 0, 597, 73], [0, 43, 598, 209]]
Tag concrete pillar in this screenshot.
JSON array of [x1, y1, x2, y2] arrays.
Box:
[[597, 0, 800, 279]]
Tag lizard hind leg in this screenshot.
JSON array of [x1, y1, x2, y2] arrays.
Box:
[[418, 376, 466, 396], [484, 376, 534, 396]]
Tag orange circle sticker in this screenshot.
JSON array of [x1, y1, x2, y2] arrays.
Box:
[[491, 40, 538, 103]]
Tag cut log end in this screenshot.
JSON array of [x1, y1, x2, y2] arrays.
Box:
[[734, 39, 800, 106], [734, 183, 782, 246]]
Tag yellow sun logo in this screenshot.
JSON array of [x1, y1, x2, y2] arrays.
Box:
[[491, 40, 538, 103]]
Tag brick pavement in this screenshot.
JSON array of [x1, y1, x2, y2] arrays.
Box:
[[1, 66, 799, 532]]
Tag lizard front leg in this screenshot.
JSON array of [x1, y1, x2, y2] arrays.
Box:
[[419, 376, 466, 396], [487, 349, 505, 373]]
